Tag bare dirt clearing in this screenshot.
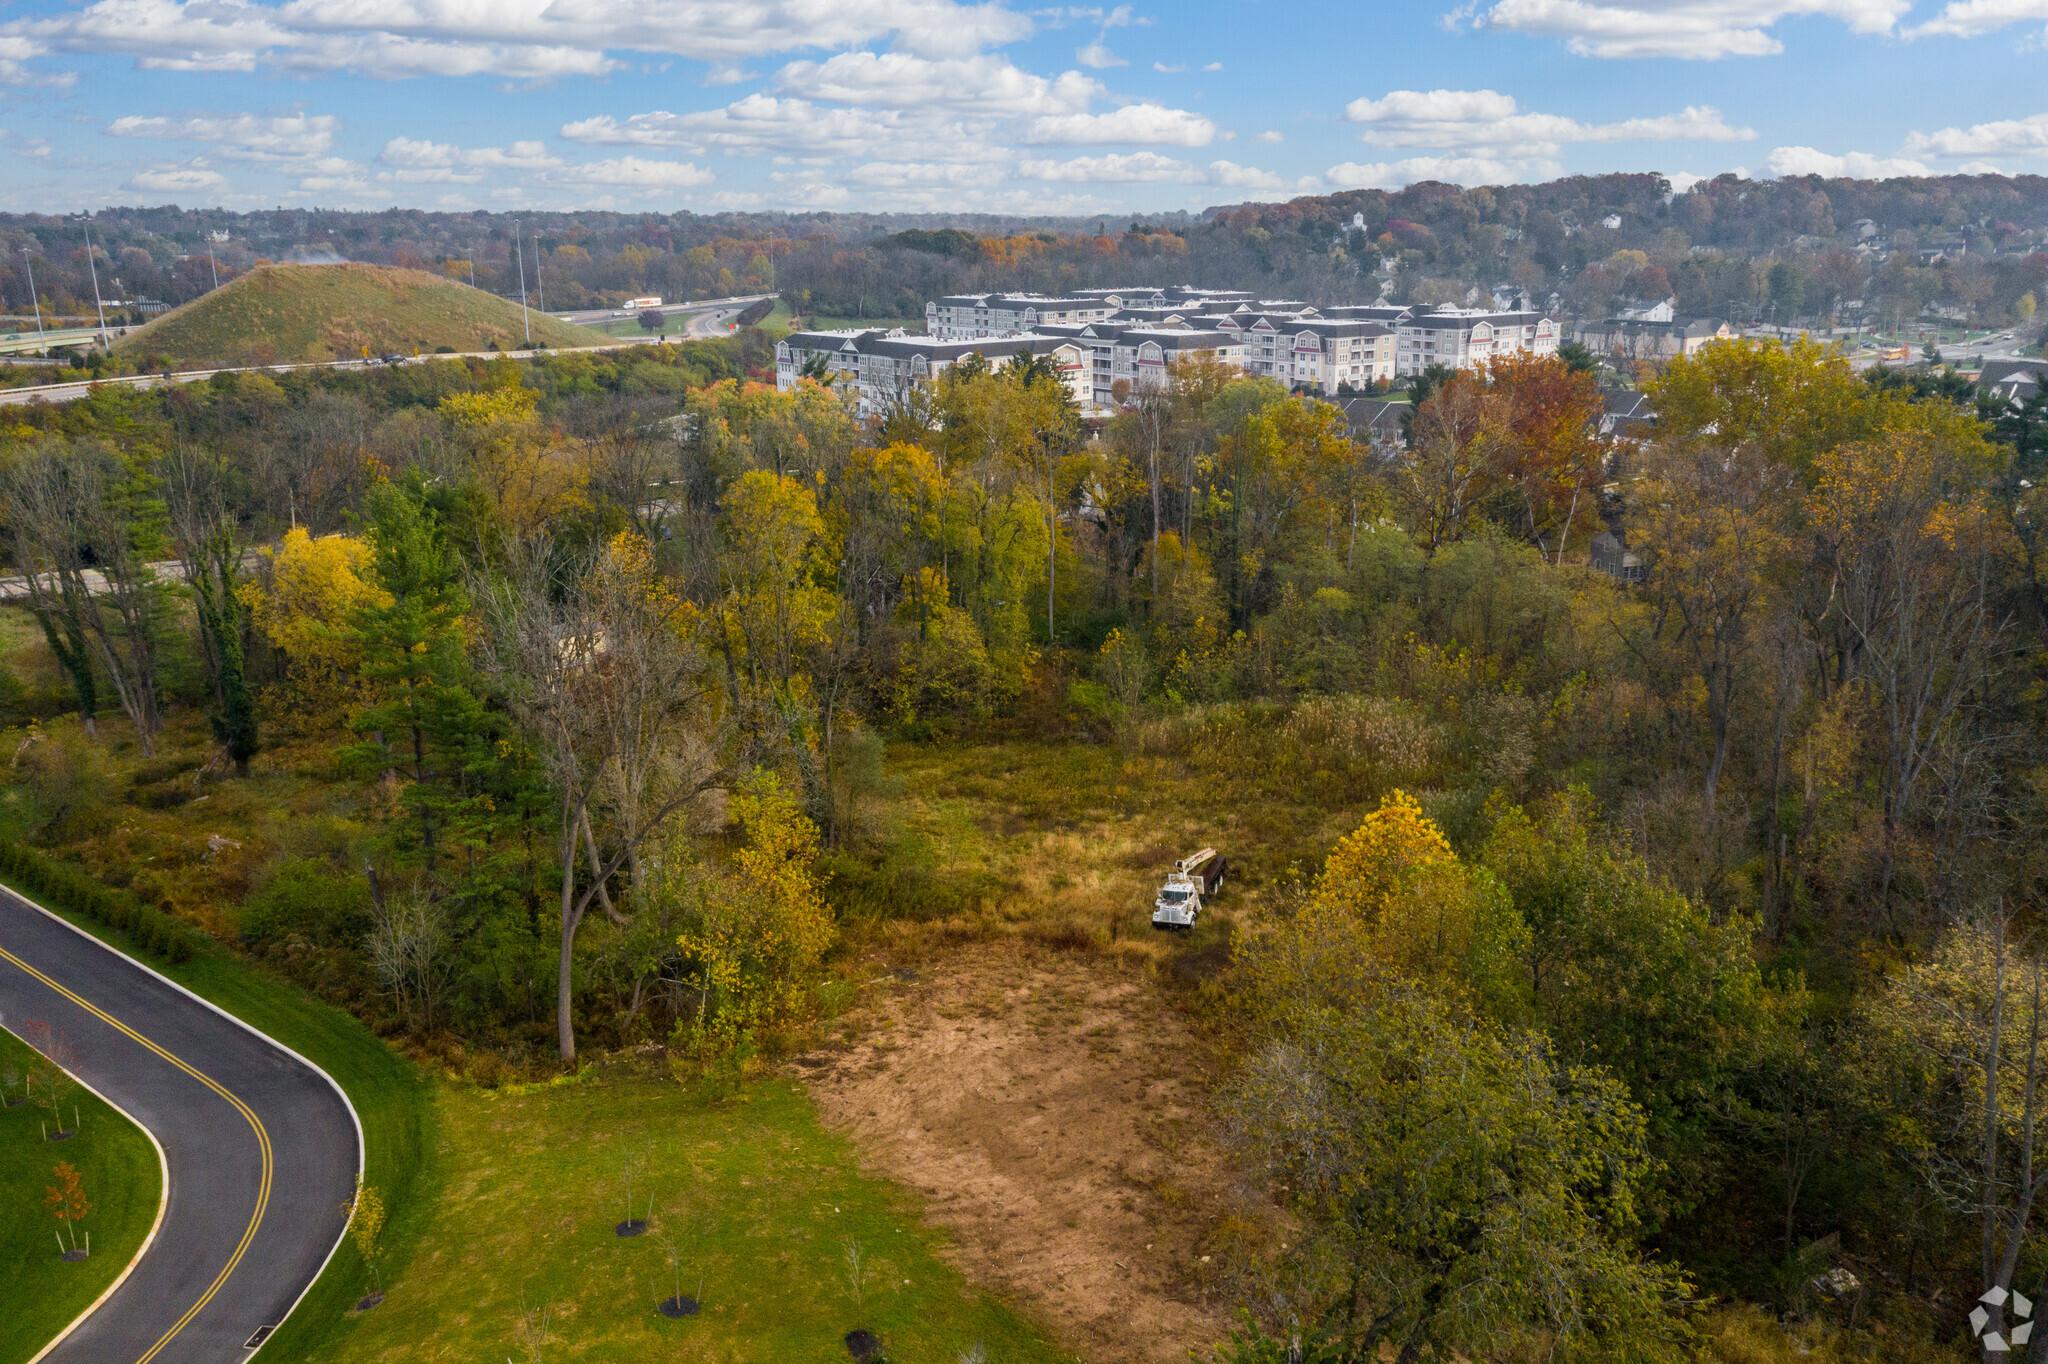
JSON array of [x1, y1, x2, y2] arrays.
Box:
[[798, 940, 1235, 1364]]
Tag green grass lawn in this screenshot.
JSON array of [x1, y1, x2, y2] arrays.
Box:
[[307, 1069, 1066, 1364], [0, 1026, 162, 1364]]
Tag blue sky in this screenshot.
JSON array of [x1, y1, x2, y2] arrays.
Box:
[[0, 0, 2045, 215]]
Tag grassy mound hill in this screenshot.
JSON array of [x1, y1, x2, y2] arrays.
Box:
[[115, 262, 609, 366]]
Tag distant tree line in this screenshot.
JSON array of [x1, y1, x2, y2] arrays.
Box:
[[7, 172, 2047, 333]]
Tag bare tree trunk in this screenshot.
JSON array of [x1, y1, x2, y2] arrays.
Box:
[[557, 811, 584, 1061]]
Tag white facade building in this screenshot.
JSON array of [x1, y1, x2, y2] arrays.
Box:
[[1208, 314, 1394, 393], [775, 328, 1090, 417], [1394, 306, 1560, 377], [926, 293, 1122, 340]]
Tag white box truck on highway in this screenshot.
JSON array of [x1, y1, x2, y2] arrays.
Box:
[[1151, 847, 1226, 931]]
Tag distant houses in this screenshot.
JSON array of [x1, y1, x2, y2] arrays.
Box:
[[1337, 396, 1410, 455], [1981, 358, 2048, 406], [1577, 312, 1733, 362]]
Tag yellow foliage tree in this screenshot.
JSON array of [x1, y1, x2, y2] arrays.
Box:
[[717, 469, 833, 693], [1311, 789, 1455, 919], [240, 528, 392, 722], [439, 385, 586, 529], [673, 771, 834, 1049], [1241, 790, 1527, 1021]]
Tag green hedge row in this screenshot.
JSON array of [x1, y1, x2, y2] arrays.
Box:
[[0, 840, 199, 963]]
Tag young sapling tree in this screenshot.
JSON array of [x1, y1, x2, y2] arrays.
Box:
[[44, 1160, 90, 1260], [614, 1144, 651, 1236], [345, 1180, 387, 1307], [843, 1236, 870, 1310], [24, 1022, 77, 1139]]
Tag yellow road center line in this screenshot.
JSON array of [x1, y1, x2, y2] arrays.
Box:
[[0, 944, 272, 1364]]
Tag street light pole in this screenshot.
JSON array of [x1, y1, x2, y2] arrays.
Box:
[[514, 222, 531, 347], [82, 221, 110, 350], [22, 248, 45, 340]]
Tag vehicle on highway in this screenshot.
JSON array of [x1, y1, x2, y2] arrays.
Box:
[[1152, 847, 1226, 930]]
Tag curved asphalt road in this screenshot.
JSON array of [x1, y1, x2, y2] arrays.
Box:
[[0, 885, 359, 1364]]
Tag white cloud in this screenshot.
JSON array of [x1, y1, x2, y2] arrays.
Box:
[[1017, 150, 1204, 181], [774, 52, 1099, 114], [1344, 89, 1753, 159], [1256, 130, 1283, 143], [546, 156, 715, 189], [1910, 0, 2048, 38], [106, 111, 340, 162], [1025, 102, 1215, 145], [1076, 40, 1126, 67], [127, 164, 227, 193], [1326, 155, 1527, 189], [772, 178, 852, 206], [702, 62, 755, 85], [376, 136, 560, 182], [1904, 112, 2048, 159], [382, 137, 559, 169], [846, 160, 997, 186], [298, 172, 372, 194], [1466, 0, 1910, 59], [1666, 170, 1707, 193], [0, 34, 75, 86], [564, 95, 996, 161], [0, 0, 1034, 83], [1207, 159, 1315, 191], [1153, 60, 1186, 72], [1765, 145, 1929, 177], [1960, 160, 2006, 174], [1013, 153, 1310, 191], [1201, 60, 1221, 69]]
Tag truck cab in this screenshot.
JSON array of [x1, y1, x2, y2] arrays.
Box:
[[1152, 847, 1225, 931]]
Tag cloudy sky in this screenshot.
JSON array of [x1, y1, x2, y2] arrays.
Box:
[[0, 0, 2045, 214]]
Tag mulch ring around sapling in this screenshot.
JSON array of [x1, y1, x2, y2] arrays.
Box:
[[845, 1327, 882, 1361], [47, 1128, 75, 1141], [657, 1295, 699, 1318], [614, 1219, 647, 1237], [61, 1248, 87, 1262], [354, 1292, 384, 1312]]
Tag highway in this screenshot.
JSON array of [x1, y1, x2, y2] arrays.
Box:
[[546, 291, 771, 328], [0, 886, 360, 1363], [0, 295, 772, 408]]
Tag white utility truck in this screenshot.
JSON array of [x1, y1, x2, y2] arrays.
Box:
[[1151, 847, 1227, 931]]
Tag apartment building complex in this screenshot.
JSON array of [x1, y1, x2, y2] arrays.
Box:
[[1575, 314, 1733, 360], [927, 285, 1270, 340], [774, 328, 1089, 417], [1210, 314, 1395, 391], [785, 287, 1561, 416], [1030, 321, 1247, 405], [926, 294, 1122, 340], [1393, 307, 1561, 377]]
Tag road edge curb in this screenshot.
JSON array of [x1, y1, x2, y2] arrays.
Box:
[[1, 884, 366, 1359], [4, 1019, 172, 1364]]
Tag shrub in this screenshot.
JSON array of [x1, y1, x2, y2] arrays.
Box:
[[0, 840, 201, 964], [240, 856, 372, 946]]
